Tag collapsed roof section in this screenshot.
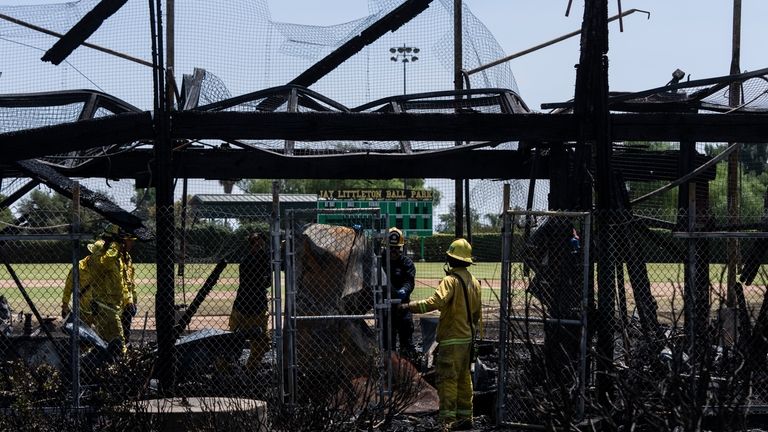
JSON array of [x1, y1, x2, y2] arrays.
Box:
[[0, 83, 529, 175], [0, 90, 143, 169]]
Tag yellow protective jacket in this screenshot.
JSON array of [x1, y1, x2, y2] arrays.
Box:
[[120, 251, 136, 307], [62, 255, 96, 312], [407, 267, 482, 346], [90, 241, 124, 312]]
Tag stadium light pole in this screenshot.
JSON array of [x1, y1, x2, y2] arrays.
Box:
[[389, 44, 419, 95], [390, 44, 420, 200]]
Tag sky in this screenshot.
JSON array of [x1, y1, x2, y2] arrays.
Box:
[[267, 0, 768, 111], [2, 0, 767, 214]]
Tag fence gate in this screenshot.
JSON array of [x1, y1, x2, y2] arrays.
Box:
[[283, 208, 389, 411], [497, 210, 591, 425]]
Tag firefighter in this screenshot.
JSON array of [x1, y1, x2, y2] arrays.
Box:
[[101, 225, 138, 343], [399, 238, 482, 431], [229, 231, 272, 368], [89, 231, 125, 352], [383, 227, 417, 356], [61, 239, 106, 326]]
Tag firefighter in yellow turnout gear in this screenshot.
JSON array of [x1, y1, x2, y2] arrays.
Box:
[[101, 224, 138, 344], [400, 238, 482, 431], [61, 240, 107, 326], [101, 224, 138, 350], [90, 233, 126, 351]]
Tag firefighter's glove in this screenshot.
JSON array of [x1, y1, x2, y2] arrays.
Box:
[[61, 303, 71, 319], [396, 288, 408, 300], [125, 303, 137, 317], [397, 302, 410, 312]]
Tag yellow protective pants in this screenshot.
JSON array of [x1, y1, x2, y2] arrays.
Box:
[[435, 343, 473, 425], [229, 309, 270, 369], [92, 301, 125, 352]]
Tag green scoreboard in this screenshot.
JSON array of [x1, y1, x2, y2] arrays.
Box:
[[316, 189, 433, 237]]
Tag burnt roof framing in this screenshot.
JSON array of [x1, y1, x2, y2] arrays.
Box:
[[46, 147, 712, 184], [1, 110, 768, 180], [4, 111, 768, 163]]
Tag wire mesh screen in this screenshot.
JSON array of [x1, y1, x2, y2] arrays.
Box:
[[169, 205, 278, 401], [586, 208, 768, 429], [0, 0, 516, 111], [0, 0, 521, 242], [496, 211, 589, 425], [0, 205, 281, 423]]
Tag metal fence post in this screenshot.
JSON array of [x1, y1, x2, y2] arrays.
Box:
[[373, 217, 391, 404], [577, 212, 592, 420], [70, 182, 81, 410], [496, 210, 512, 425], [285, 210, 297, 405], [271, 181, 283, 403]]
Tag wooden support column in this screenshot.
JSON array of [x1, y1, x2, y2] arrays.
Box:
[[453, 0, 464, 238], [150, 0, 176, 392], [573, 0, 612, 402], [727, 0, 742, 307]]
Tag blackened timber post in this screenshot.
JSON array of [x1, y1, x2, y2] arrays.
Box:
[[726, 0, 742, 309], [453, 0, 464, 239], [573, 0, 613, 403], [151, 0, 176, 392]]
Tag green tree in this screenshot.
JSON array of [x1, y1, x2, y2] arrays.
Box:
[[132, 187, 156, 221], [0, 195, 13, 225], [17, 189, 103, 231], [709, 163, 768, 218], [436, 204, 485, 233], [482, 212, 502, 232], [705, 143, 768, 218], [740, 144, 768, 176]]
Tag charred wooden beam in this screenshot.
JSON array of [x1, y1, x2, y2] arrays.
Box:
[[257, 0, 433, 111], [41, 0, 128, 65], [173, 111, 768, 142], [290, 0, 431, 88], [58, 148, 541, 181], [13, 159, 153, 240], [0, 112, 152, 162], [610, 113, 768, 142], [1, 142, 715, 186], [172, 111, 578, 142], [0, 179, 39, 209], [4, 111, 768, 164]]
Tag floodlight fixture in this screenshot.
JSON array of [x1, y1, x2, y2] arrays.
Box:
[[389, 44, 421, 95], [667, 68, 687, 86]]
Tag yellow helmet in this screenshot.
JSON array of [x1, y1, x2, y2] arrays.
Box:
[[388, 227, 405, 247], [446, 238, 473, 264], [86, 239, 106, 255]]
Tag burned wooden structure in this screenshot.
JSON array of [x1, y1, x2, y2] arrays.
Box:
[[3, 0, 768, 426]]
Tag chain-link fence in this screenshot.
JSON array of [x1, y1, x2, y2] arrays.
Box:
[[489, 206, 768, 429], [283, 208, 382, 399], [8, 196, 768, 429], [495, 210, 590, 425]]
